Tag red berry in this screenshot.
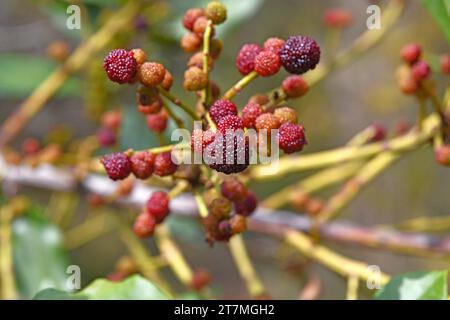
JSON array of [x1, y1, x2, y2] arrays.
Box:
[[130, 151, 155, 179], [280, 36, 321, 74], [369, 124, 386, 142], [103, 49, 137, 84], [96, 127, 117, 147], [217, 115, 244, 134], [138, 62, 166, 87], [191, 129, 216, 154], [254, 51, 281, 77], [323, 9, 352, 28], [278, 122, 307, 154], [182, 8, 205, 31], [190, 269, 212, 291], [400, 43, 422, 65], [234, 191, 257, 216], [206, 134, 250, 174], [146, 191, 170, 223], [221, 178, 248, 202], [441, 54, 450, 74], [282, 75, 309, 98], [101, 110, 122, 130], [146, 112, 168, 133], [411, 61, 430, 81], [236, 43, 262, 75], [255, 113, 281, 132], [263, 37, 285, 54], [101, 152, 132, 181], [133, 212, 156, 238], [435, 145, 450, 166], [242, 101, 264, 129], [209, 99, 238, 124], [154, 151, 178, 176]]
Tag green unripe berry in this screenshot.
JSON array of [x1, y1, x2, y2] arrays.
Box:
[[206, 1, 227, 25]]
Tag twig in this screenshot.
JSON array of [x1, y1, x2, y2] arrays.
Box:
[[201, 20, 213, 106], [0, 204, 17, 299], [223, 71, 258, 100], [158, 86, 200, 121], [346, 275, 359, 300]]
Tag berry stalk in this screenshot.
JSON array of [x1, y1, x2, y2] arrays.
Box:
[[157, 86, 200, 120], [201, 20, 214, 106], [223, 71, 259, 100]]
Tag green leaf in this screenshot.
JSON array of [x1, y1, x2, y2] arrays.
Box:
[[12, 209, 70, 299], [33, 275, 169, 300], [375, 270, 448, 300], [421, 0, 450, 44], [0, 54, 81, 98]]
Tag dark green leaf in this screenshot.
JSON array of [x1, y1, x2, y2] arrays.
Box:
[[375, 270, 448, 300], [12, 209, 70, 299], [0, 54, 81, 98], [421, 0, 450, 44]]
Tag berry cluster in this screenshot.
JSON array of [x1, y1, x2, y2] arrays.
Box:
[[134, 191, 170, 238], [202, 177, 256, 244]]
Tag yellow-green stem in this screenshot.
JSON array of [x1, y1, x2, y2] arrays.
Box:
[[223, 71, 258, 100]]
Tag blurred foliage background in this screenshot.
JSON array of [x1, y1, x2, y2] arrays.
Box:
[[0, 0, 449, 299]]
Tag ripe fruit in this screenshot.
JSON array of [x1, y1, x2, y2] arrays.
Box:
[[236, 43, 262, 75], [274, 107, 298, 124], [217, 115, 244, 134], [234, 191, 257, 216], [221, 178, 248, 202], [435, 145, 450, 166], [183, 66, 208, 91], [101, 152, 132, 181], [277, 122, 307, 154], [161, 70, 174, 91], [182, 8, 205, 31], [440, 54, 450, 74], [254, 51, 281, 77], [130, 48, 147, 65], [133, 212, 156, 238], [96, 127, 117, 147], [191, 129, 216, 154], [209, 99, 238, 124], [279, 36, 321, 74], [242, 101, 264, 129], [146, 191, 170, 223], [255, 113, 281, 132], [206, 1, 227, 25], [101, 110, 122, 130], [263, 37, 285, 54], [323, 9, 352, 28], [400, 43, 421, 65], [130, 151, 155, 179], [146, 112, 168, 133], [103, 49, 137, 84], [411, 61, 430, 82], [208, 197, 232, 220], [181, 32, 202, 53], [282, 75, 309, 98], [138, 62, 166, 87], [206, 135, 250, 174], [154, 151, 178, 176]]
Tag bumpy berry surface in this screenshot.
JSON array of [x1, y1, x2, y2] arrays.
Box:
[[101, 152, 132, 181], [138, 62, 166, 87], [255, 113, 281, 131], [133, 212, 156, 238], [274, 107, 298, 124], [400, 43, 421, 65], [249, 94, 270, 106], [146, 112, 168, 133], [130, 151, 155, 179], [217, 115, 244, 134], [191, 129, 216, 154], [277, 122, 307, 154], [411, 61, 430, 81], [181, 32, 202, 53], [146, 191, 170, 223], [161, 70, 174, 90], [184, 66, 208, 91], [282, 75, 309, 98], [236, 43, 262, 75], [206, 135, 250, 174], [206, 1, 227, 25], [154, 151, 178, 176], [279, 36, 321, 74], [234, 191, 257, 216], [323, 9, 352, 28], [254, 51, 281, 77], [242, 101, 263, 129], [221, 178, 248, 202], [193, 16, 210, 37], [130, 48, 147, 65], [96, 127, 117, 147], [263, 37, 285, 54], [103, 49, 137, 84], [209, 99, 238, 124], [182, 8, 205, 31]]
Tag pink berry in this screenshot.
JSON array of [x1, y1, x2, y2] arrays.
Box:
[[101, 152, 132, 181], [209, 99, 238, 124], [236, 43, 262, 75], [263, 37, 285, 54], [133, 212, 156, 238], [282, 75, 309, 98], [234, 191, 257, 216], [242, 101, 264, 129], [254, 51, 281, 77], [411, 61, 430, 82], [146, 191, 170, 223], [217, 115, 244, 134], [277, 122, 307, 154], [103, 49, 137, 84], [400, 43, 422, 65]]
